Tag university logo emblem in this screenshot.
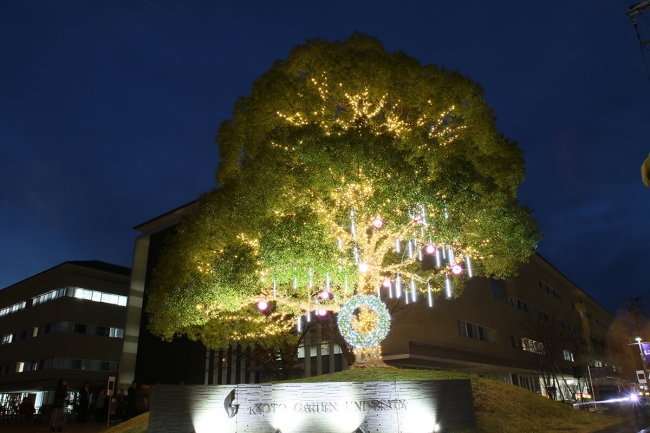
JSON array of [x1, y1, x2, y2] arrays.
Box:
[[223, 389, 239, 418]]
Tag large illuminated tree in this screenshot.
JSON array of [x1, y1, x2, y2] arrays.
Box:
[[147, 34, 540, 368]]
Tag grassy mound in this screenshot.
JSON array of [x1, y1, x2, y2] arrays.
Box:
[[104, 412, 149, 433], [102, 368, 624, 433], [287, 368, 623, 433]]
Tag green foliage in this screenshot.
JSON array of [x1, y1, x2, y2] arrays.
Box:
[[146, 33, 541, 349]]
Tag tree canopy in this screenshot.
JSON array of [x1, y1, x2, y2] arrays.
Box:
[[147, 33, 541, 351]]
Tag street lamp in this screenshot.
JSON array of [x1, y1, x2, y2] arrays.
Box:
[[635, 337, 649, 402]]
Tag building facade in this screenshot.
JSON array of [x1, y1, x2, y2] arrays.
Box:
[[0, 261, 130, 412], [120, 202, 637, 401]]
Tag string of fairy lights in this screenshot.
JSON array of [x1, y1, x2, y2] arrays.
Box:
[[250, 204, 474, 346], [206, 80, 476, 348]]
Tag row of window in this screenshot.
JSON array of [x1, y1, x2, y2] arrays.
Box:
[[509, 297, 529, 313], [559, 321, 582, 336], [31, 288, 67, 306], [0, 302, 26, 317], [459, 321, 612, 368], [2, 322, 124, 344], [595, 318, 610, 331], [458, 320, 495, 342], [0, 287, 127, 319], [0, 358, 118, 375], [490, 280, 531, 313], [589, 335, 605, 347], [540, 282, 561, 300], [492, 280, 612, 339]]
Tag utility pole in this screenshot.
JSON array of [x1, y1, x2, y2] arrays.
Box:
[[629, 0, 650, 44], [628, 1, 650, 184], [630, 297, 645, 341]]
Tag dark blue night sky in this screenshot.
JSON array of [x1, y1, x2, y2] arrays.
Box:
[[1, 1, 648, 319]]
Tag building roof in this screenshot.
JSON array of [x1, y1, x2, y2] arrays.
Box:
[[64, 260, 131, 277], [133, 199, 198, 234], [1, 260, 131, 291]]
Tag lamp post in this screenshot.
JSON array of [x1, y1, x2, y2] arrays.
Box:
[[636, 337, 649, 403]]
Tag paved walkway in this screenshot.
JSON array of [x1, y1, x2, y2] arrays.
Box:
[[588, 404, 650, 433], [0, 421, 119, 433]]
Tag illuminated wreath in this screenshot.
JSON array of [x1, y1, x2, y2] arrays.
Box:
[[337, 294, 391, 348]]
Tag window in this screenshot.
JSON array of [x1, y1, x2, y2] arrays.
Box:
[[459, 320, 495, 342], [74, 324, 87, 334], [511, 336, 521, 348], [539, 311, 550, 322], [72, 288, 127, 307], [15, 362, 24, 373], [595, 319, 610, 330], [491, 279, 507, 302], [539, 281, 561, 299], [522, 338, 544, 354], [563, 350, 574, 362], [581, 311, 591, 319], [0, 301, 26, 317], [594, 360, 603, 367], [2, 334, 12, 345], [109, 328, 124, 338], [510, 297, 529, 313], [589, 336, 605, 347], [32, 288, 67, 306]]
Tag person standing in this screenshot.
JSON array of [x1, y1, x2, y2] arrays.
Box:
[[125, 381, 137, 420], [77, 382, 90, 422], [94, 388, 106, 421], [50, 378, 69, 432], [18, 396, 35, 425], [115, 388, 126, 421]]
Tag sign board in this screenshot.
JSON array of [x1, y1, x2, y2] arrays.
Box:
[[637, 370, 647, 384], [107, 376, 115, 396], [149, 380, 475, 433]]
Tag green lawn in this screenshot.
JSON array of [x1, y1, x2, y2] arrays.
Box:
[[105, 368, 625, 433]]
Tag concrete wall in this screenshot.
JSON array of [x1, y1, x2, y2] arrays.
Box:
[[149, 380, 475, 433]]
